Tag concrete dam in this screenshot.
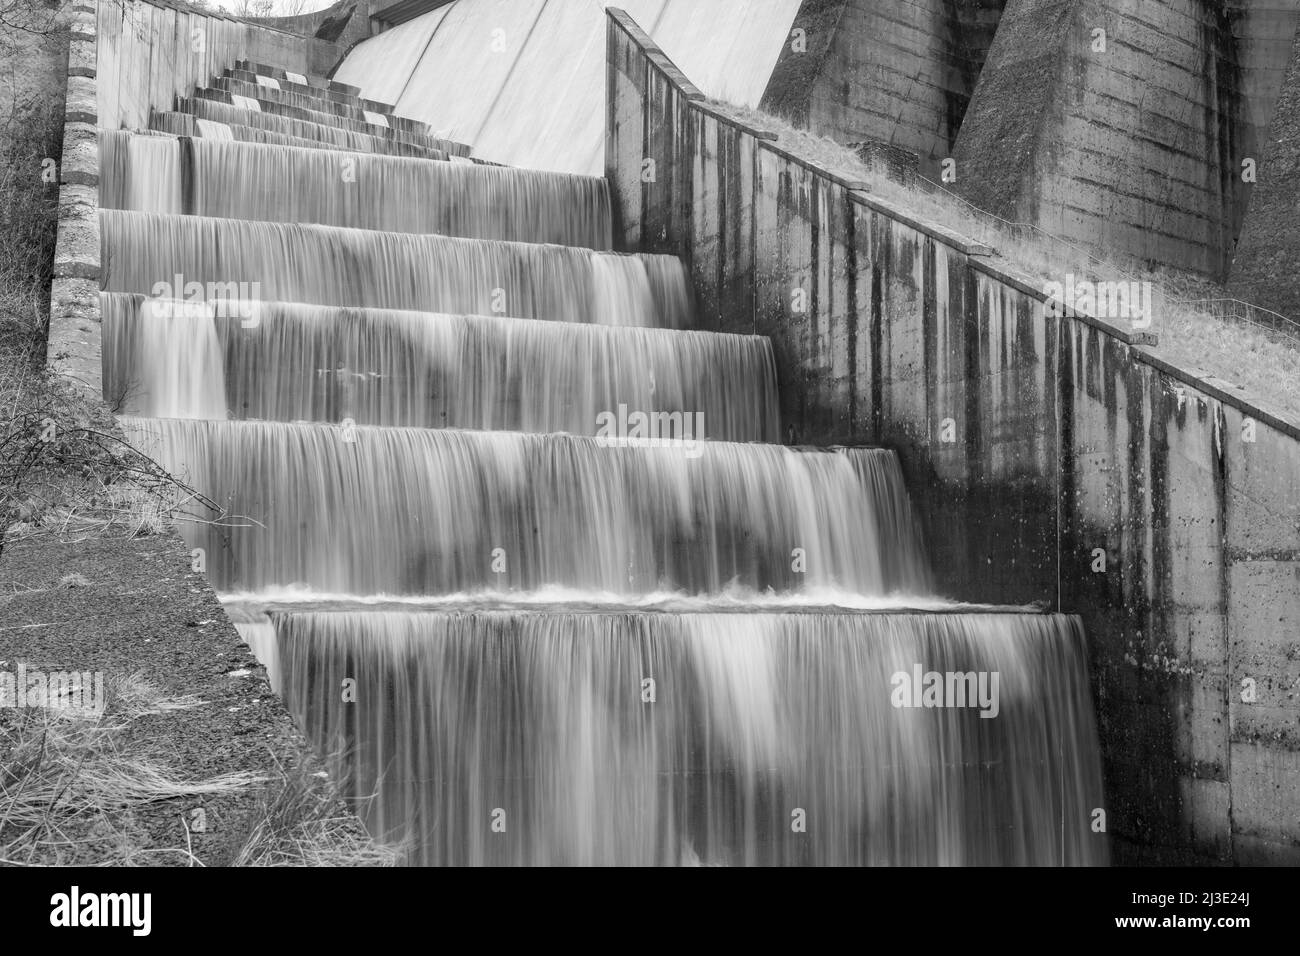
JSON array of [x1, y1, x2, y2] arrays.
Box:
[[27, 0, 1300, 868]]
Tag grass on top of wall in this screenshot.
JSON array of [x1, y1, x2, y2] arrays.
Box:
[[708, 100, 1300, 428]]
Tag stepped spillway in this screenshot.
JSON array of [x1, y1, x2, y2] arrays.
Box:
[[103, 54, 1108, 866], [101, 294, 781, 438], [100, 210, 690, 326], [271, 607, 1102, 867]]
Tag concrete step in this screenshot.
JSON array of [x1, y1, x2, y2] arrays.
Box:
[[224, 68, 389, 115], [148, 112, 452, 161], [218, 73, 389, 129], [233, 59, 360, 98], [181, 91, 469, 156], [211, 76, 428, 138]]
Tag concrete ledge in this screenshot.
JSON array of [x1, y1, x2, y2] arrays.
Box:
[[64, 74, 97, 125], [693, 102, 779, 141], [52, 183, 99, 280], [851, 189, 992, 258], [46, 277, 102, 396], [60, 121, 98, 187], [763, 140, 867, 191], [68, 36, 96, 79], [607, 8, 705, 101]]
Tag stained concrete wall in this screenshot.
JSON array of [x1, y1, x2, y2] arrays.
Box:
[[952, 0, 1300, 279], [608, 6, 1300, 863], [1228, 25, 1300, 321], [760, 0, 1007, 174]]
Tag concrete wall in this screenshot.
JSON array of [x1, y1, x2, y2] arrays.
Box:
[[761, 0, 1007, 173], [1228, 24, 1300, 320], [48, 0, 348, 397], [952, 0, 1300, 279], [608, 6, 1300, 863], [97, 0, 339, 132]]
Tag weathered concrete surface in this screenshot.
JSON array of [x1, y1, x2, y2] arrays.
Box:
[[1228, 24, 1300, 321], [953, 0, 1300, 279], [609, 6, 1300, 864], [761, 0, 1007, 174], [47, 7, 100, 397]]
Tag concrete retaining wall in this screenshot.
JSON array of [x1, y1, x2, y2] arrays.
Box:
[[608, 5, 1300, 863]]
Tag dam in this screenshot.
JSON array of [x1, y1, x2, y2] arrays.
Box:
[[27, 0, 1300, 868]]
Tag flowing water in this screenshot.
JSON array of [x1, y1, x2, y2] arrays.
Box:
[[103, 58, 1108, 866]]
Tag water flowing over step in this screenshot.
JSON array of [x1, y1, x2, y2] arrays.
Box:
[[173, 94, 468, 156], [100, 132, 612, 247], [150, 108, 455, 160], [102, 294, 780, 439], [233, 60, 362, 98], [217, 71, 395, 126], [266, 607, 1105, 866], [189, 86, 434, 146], [224, 67, 373, 109], [100, 211, 690, 325], [121, 417, 930, 598]]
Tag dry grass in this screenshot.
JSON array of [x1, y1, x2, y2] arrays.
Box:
[[0, 359, 230, 555], [0, 674, 398, 866], [230, 757, 402, 867], [0, 674, 259, 865], [710, 101, 1300, 425]]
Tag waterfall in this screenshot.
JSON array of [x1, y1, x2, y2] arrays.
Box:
[[100, 131, 613, 248], [120, 417, 932, 598], [100, 210, 690, 326], [272, 609, 1106, 866], [101, 297, 226, 418], [104, 47, 1109, 866], [102, 293, 780, 439]]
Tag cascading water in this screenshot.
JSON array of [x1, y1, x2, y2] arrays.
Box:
[[100, 210, 690, 325], [271, 609, 1102, 866], [120, 418, 930, 596], [101, 131, 613, 247], [101, 293, 780, 436], [104, 61, 1108, 866]]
